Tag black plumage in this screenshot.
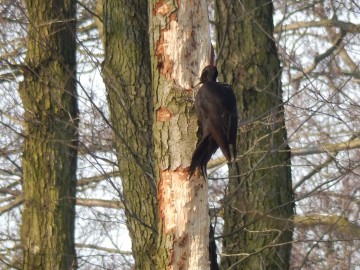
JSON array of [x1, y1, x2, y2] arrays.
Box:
[[189, 65, 238, 177]]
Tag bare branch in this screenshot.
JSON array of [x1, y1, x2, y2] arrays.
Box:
[[293, 155, 336, 190], [275, 19, 360, 33], [77, 171, 120, 187], [76, 198, 122, 209], [0, 196, 23, 215], [75, 243, 131, 255], [209, 137, 360, 172], [292, 30, 346, 81], [294, 214, 360, 238], [291, 138, 360, 156]]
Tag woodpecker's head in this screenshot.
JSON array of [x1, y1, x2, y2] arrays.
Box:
[[200, 65, 218, 83]]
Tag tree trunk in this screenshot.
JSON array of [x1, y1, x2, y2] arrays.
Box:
[[102, 1, 159, 269], [215, 1, 294, 269], [149, 0, 212, 268], [20, 0, 78, 269]]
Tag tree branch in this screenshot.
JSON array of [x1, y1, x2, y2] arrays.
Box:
[[294, 214, 360, 238], [292, 30, 346, 81], [0, 196, 23, 215], [293, 154, 336, 190], [75, 243, 131, 255], [208, 137, 360, 172], [291, 137, 360, 156], [274, 19, 360, 33], [77, 171, 120, 187], [76, 198, 122, 209]]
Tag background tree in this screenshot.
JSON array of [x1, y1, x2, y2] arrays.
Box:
[[214, 0, 294, 269], [101, 0, 158, 269], [19, 0, 78, 268]]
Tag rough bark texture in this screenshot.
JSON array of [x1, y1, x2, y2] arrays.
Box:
[[19, 0, 78, 269], [149, 0, 212, 268], [215, 1, 294, 269], [102, 1, 159, 269]]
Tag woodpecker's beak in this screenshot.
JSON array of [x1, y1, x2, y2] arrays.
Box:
[[192, 81, 201, 88]]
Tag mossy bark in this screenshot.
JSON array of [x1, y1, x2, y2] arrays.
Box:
[[102, 1, 159, 269], [215, 1, 294, 269], [19, 0, 78, 269]]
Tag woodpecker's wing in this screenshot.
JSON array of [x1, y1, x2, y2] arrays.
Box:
[[195, 82, 237, 161], [221, 83, 238, 160]]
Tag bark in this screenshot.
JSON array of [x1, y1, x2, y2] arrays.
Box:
[[19, 0, 78, 269], [215, 1, 294, 269], [102, 1, 159, 269], [149, 0, 212, 268]]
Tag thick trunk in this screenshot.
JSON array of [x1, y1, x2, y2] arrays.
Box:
[[20, 0, 78, 269], [149, 0, 212, 268], [102, 1, 158, 269], [215, 1, 294, 269]]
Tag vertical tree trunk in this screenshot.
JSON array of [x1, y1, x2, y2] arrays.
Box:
[[215, 1, 294, 269], [102, 1, 159, 269], [20, 0, 78, 269], [149, 0, 212, 268]]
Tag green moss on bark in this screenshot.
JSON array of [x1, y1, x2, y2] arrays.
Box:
[[20, 0, 78, 269]]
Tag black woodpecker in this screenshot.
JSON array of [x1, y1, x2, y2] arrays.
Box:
[[189, 65, 238, 177]]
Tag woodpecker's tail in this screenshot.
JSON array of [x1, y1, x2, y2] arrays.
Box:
[[189, 135, 218, 178]]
